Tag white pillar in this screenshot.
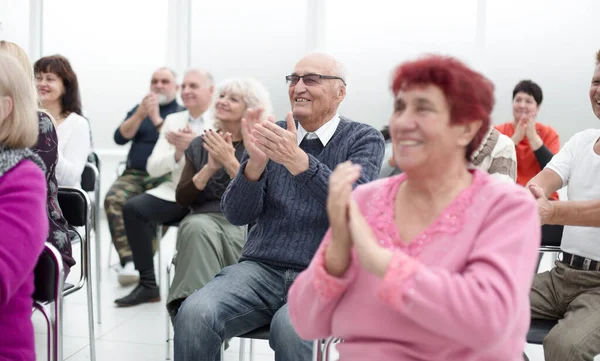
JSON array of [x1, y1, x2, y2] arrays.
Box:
[[167, 0, 192, 76], [29, 0, 44, 59], [306, 0, 326, 52]]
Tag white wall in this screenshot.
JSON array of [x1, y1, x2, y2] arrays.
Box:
[[0, 0, 32, 56], [482, 0, 599, 141], [190, 0, 309, 118]]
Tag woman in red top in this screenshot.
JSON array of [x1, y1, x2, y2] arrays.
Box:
[[495, 80, 560, 199]]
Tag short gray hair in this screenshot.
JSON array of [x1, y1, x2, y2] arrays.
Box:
[[184, 68, 214, 87], [154, 67, 178, 81], [211, 78, 273, 127]]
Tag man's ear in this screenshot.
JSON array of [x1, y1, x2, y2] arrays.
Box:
[[337, 85, 347, 102]]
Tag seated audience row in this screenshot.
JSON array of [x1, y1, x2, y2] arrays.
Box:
[[2, 34, 598, 360]]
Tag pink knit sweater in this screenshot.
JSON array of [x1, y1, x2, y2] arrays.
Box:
[[0, 160, 48, 361], [289, 169, 540, 361]]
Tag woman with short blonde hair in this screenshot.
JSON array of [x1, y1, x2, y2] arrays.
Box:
[[0, 50, 38, 148], [0, 51, 48, 361]]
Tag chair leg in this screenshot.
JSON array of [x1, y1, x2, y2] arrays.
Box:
[[107, 240, 113, 268], [156, 225, 163, 288], [221, 342, 225, 361], [312, 340, 323, 361], [249, 339, 254, 361], [84, 231, 97, 361], [239, 338, 246, 361], [166, 262, 173, 360], [94, 194, 102, 324]]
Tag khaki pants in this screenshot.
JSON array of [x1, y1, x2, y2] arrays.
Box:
[[166, 212, 245, 319], [531, 260, 600, 361]]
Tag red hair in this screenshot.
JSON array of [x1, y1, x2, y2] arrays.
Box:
[[391, 55, 495, 159]]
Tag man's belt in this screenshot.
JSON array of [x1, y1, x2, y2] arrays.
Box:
[[562, 252, 600, 271]]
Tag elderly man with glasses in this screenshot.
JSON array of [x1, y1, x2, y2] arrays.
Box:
[[174, 52, 385, 361]]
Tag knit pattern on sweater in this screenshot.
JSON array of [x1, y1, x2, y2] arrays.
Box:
[[221, 117, 385, 270]]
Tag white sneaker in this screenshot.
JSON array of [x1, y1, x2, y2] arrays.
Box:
[[118, 262, 140, 287]]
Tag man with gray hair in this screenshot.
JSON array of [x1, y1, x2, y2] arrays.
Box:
[[113, 68, 215, 306], [105, 67, 184, 286], [174, 53, 385, 360]]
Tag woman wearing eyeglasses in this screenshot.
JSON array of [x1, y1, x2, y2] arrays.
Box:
[[289, 55, 540, 361]]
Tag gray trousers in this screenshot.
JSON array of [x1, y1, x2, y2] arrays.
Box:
[[531, 260, 600, 361], [167, 212, 245, 309]]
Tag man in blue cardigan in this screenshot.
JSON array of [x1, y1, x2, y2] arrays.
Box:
[[174, 53, 385, 361]]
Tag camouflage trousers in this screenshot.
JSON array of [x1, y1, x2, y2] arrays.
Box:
[[104, 169, 169, 264]]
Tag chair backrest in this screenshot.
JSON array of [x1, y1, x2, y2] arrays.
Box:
[[541, 224, 563, 247], [33, 243, 64, 303], [81, 162, 99, 193], [57, 187, 90, 228], [87, 152, 100, 170]]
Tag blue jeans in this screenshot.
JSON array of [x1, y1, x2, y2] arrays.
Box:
[[174, 260, 313, 361]]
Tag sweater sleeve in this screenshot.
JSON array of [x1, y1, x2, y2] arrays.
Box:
[[175, 155, 200, 207], [533, 145, 555, 170], [292, 125, 385, 207], [114, 106, 137, 145], [220, 152, 267, 226], [376, 190, 540, 349], [147, 114, 183, 177], [288, 229, 359, 340], [0, 162, 48, 306], [33, 112, 59, 173], [487, 132, 517, 182], [55, 115, 92, 187]]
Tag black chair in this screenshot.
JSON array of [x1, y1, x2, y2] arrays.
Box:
[[33, 243, 65, 361], [81, 159, 102, 324], [57, 187, 97, 361]]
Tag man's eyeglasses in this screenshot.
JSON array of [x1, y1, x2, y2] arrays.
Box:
[[285, 74, 347, 87]]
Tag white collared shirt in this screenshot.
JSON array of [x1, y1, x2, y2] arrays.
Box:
[[188, 110, 211, 135], [296, 114, 341, 146]]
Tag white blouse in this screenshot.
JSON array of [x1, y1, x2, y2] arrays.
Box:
[[55, 113, 92, 187]]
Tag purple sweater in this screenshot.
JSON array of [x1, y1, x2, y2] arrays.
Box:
[[0, 160, 48, 361]]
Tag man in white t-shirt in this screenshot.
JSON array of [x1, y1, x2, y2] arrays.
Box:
[[526, 49, 600, 361]]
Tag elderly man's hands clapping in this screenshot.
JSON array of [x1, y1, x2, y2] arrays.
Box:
[[252, 111, 309, 176]]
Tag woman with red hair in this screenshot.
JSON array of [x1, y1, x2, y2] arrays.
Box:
[[288, 55, 540, 360]]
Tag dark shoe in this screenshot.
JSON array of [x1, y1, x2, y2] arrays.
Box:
[[115, 284, 160, 307]]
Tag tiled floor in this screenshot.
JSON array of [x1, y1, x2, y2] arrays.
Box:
[[31, 217, 578, 361], [32, 218, 278, 361]]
